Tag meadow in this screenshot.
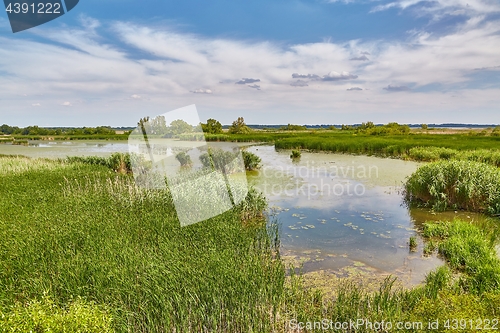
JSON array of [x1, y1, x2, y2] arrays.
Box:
[[1, 154, 500, 332]]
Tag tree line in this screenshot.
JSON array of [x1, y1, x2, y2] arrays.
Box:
[[0, 124, 119, 136]]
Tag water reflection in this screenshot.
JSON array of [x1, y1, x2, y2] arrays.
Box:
[[247, 145, 443, 286]]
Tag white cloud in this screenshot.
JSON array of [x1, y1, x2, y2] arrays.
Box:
[[62, 102, 72, 106], [191, 89, 213, 94], [0, 15, 499, 125], [371, 0, 500, 19], [32, 103, 41, 107]]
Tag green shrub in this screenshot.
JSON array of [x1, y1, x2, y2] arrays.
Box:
[[175, 151, 192, 166], [290, 150, 301, 159], [199, 148, 239, 172], [241, 151, 261, 170]]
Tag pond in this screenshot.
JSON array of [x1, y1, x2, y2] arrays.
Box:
[[245, 145, 489, 287], [1, 140, 489, 287]]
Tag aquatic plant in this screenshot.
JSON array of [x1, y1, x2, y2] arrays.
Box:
[[175, 151, 192, 166], [422, 219, 500, 294], [404, 160, 500, 215], [409, 236, 417, 251], [241, 150, 261, 170], [65, 153, 132, 174], [290, 149, 301, 159]]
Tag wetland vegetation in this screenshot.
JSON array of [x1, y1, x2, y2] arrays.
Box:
[[0, 120, 499, 332]]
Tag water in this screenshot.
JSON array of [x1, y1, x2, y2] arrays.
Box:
[[0, 140, 130, 158], [246, 145, 447, 286]]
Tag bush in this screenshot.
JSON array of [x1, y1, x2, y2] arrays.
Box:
[[290, 150, 301, 159], [242, 151, 261, 170], [175, 151, 192, 166], [199, 148, 239, 173]]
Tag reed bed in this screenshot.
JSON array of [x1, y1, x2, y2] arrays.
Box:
[[0, 158, 284, 332], [404, 160, 500, 215], [1, 156, 500, 332]]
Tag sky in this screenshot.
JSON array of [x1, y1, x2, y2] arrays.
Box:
[[0, 0, 499, 126]]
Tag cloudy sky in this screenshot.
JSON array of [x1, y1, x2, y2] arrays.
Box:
[[1, 0, 499, 126]]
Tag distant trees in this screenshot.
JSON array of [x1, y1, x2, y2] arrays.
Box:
[[421, 124, 428, 130], [341, 124, 354, 131], [0, 124, 117, 136], [228, 117, 251, 134], [169, 119, 193, 136], [279, 124, 307, 131], [0, 124, 19, 135], [201, 118, 223, 134]]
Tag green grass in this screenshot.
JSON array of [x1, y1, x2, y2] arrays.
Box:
[[0, 156, 284, 331], [203, 131, 500, 165], [290, 150, 301, 159], [1, 155, 500, 332], [404, 160, 500, 215], [422, 219, 500, 295], [275, 132, 500, 156]]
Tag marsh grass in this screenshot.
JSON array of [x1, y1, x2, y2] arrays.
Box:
[[0, 157, 284, 332], [2, 156, 500, 332], [422, 219, 500, 295], [65, 153, 132, 174], [290, 150, 301, 159], [409, 236, 417, 251], [404, 160, 500, 215]]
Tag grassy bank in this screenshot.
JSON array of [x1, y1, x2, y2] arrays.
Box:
[[0, 156, 283, 331], [203, 131, 500, 166], [1, 156, 500, 332]]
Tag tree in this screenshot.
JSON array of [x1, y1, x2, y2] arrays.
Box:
[[228, 117, 251, 134], [169, 119, 193, 136], [421, 124, 428, 130], [201, 118, 223, 134]]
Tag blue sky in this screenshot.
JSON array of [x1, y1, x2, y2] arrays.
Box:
[[1, 0, 499, 126]]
